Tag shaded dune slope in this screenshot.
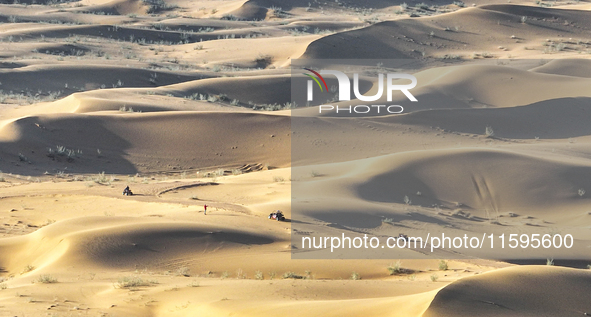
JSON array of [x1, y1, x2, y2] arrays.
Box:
[[530, 59, 591, 78], [166, 75, 293, 107], [0, 112, 290, 175], [0, 24, 217, 44], [385, 97, 591, 139], [302, 5, 591, 59], [423, 266, 591, 317], [0, 64, 206, 95], [0, 217, 275, 272], [291, 147, 591, 228], [295, 64, 591, 117], [74, 0, 147, 15], [356, 148, 591, 214], [228, 1, 269, 21], [27, 73, 366, 114]]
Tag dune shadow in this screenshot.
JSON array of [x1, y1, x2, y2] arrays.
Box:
[[393, 97, 591, 139], [78, 227, 276, 268], [0, 115, 137, 176]]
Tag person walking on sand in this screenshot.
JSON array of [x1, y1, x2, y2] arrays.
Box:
[[204, 204, 208, 215]]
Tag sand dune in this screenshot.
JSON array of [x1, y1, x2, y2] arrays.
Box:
[[137, 17, 259, 31], [530, 59, 591, 78], [186, 291, 436, 317], [0, 24, 211, 44], [0, 111, 290, 175], [355, 148, 591, 215], [227, 1, 269, 21], [298, 64, 591, 116], [0, 7, 129, 25], [53, 90, 239, 113], [303, 5, 591, 59], [424, 266, 591, 317], [173, 34, 317, 69], [241, 0, 507, 11], [166, 75, 292, 107], [0, 64, 204, 97], [74, 0, 147, 16], [290, 147, 591, 230], [387, 97, 591, 139], [0, 217, 275, 272]]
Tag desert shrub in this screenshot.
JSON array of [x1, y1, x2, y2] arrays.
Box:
[[144, 0, 178, 13], [236, 268, 246, 279], [273, 176, 285, 182], [254, 54, 272, 68], [21, 265, 35, 274], [438, 260, 448, 271], [350, 272, 361, 280], [388, 261, 403, 275], [430, 274, 438, 282], [439, 54, 461, 60], [404, 195, 411, 205], [18, 153, 29, 162], [37, 275, 57, 284], [176, 267, 190, 277], [415, 3, 429, 9], [283, 272, 304, 279], [221, 14, 240, 21], [188, 281, 199, 287], [269, 6, 287, 17], [95, 171, 109, 184], [115, 276, 155, 288]]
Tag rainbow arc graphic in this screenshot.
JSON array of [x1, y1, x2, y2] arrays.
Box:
[[304, 68, 328, 92]]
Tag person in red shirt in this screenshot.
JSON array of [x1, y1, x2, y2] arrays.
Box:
[[204, 204, 208, 215]]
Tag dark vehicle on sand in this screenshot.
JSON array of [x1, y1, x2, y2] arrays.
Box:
[[123, 186, 133, 196], [268, 210, 286, 221]]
